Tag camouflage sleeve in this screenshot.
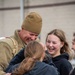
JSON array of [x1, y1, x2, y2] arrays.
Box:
[[0, 42, 13, 75]]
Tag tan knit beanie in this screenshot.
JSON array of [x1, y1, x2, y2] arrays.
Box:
[[22, 12, 42, 34]]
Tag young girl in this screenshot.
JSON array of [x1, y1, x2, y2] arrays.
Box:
[[46, 29, 73, 75], [10, 41, 58, 75]]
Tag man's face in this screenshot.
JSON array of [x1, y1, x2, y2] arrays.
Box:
[[19, 29, 38, 44], [72, 38, 75, 51]]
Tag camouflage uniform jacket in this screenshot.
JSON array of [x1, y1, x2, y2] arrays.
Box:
[[0, 30, 26, 75]]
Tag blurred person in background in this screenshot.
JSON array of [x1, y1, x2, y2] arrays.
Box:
[[72, 32, 75, 51], [69, 32, 75, 75]]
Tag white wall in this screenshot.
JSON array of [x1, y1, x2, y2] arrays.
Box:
[[0, 0, 75, 46], [24, 0, 75, 45]]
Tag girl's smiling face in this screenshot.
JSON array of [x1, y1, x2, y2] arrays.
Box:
[[46, 34, 64, 57]]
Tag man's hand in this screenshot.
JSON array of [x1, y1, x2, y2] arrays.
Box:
[[5, 73, 11, 75]]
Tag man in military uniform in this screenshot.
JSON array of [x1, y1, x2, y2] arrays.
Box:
[[0, 12, 42, 75]]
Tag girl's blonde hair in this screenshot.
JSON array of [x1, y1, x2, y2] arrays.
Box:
[[12, 41, 45, 75]]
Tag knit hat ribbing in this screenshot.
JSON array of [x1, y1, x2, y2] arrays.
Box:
[[22, 12, 42, 34]]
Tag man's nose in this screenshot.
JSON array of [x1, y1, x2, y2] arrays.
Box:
[[31, 36, 37, 40]]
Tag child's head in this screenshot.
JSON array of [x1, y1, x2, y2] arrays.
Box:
[[25, 41, 45, 61], [12, 41, 45, 75]]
